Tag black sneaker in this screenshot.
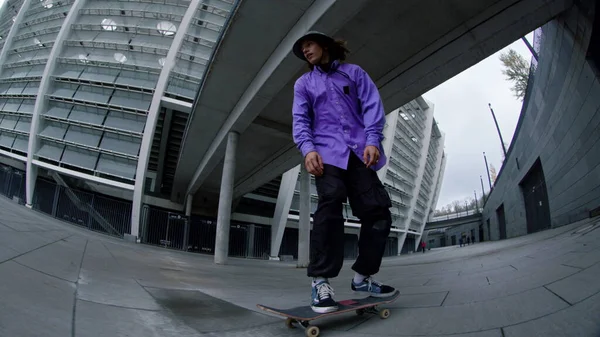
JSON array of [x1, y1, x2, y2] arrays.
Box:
[[351, 276, 396, 298], [310, 279, 338, 313]]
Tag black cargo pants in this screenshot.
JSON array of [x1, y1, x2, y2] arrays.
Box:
[[307, 152, 392, 278]]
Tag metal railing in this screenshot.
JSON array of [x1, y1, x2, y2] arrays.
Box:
[[50, 171, 121, 236], [30, 176, 132, 237], [0, 163, 405, 259], [0, 165, 26, 203]]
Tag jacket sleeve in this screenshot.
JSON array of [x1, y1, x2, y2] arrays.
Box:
[[292, 77, 316, 157], [355, 66, 385, 148]]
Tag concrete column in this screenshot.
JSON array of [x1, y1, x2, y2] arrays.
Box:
[[25, 0, 87, 208], [397, 232, 407, 255], [131, 0, 204, 239], [269, 164, 301, 259], [183, 194, 193, 251], [246, 224, 256, 258], [214, 131, 239, 264], [297, 164, 311, 268], [25, 166, 37, 209]]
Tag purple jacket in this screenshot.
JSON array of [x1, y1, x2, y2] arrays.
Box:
[[292, 60, 387, 171]]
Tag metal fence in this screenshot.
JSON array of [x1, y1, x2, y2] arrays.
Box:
[[0, 163, 401, 260], [32, 177, 132, 237], [139, 205, 401, 260], [0, 165, 26, 203], [0, 164, 132, 237]]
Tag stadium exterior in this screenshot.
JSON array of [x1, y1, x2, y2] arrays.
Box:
[[0, 0, 445, 258]]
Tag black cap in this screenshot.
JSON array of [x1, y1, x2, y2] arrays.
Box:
[[292, 31, 335, 61]]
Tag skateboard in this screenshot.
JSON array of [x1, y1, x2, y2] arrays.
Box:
[[257, 290, 400, 337]]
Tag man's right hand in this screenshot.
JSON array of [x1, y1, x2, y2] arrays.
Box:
[[305, 151, 324, 176]]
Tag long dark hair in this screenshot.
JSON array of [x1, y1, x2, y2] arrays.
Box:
[[307, 39, 350, 70]]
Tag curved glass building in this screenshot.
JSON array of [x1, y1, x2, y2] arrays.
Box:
[[0, 0, 235, 234], [0, 0, 446, 258]]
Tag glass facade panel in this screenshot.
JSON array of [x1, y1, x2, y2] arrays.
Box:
[[40, 122, 68, 139], [73, 86, 112, 104], [99, 133, 140, 156], [0, 133, 16, 148], [79, 68, 118, 83], [96, 154, 136, 179], [104, 111, 145, 133], [64, 126, 102, 147], [45, 106, 72, 119], [15, 118, 31, 132], [37, 141, 65, 161], [68, 106, 107, 126], [12, 136, 29, 152], [62, 146, 98, 169], [18, 100, 35, 113], [0, 116, 18, 130], [109, 93, 151, 111], [3, 100, 22, 112]]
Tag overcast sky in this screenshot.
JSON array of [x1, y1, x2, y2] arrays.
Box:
[[423, 32, 535, 209]]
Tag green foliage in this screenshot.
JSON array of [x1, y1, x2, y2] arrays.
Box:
[[499, 49, 533, 101]]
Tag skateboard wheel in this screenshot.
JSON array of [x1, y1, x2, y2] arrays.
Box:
[[356, 309, 365, 316], [306, 326, 320, 337], [379, 308, 390, 319], [285, 318, 295, 328]]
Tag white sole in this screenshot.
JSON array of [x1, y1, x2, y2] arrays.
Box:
[[310, 306, 338, 314], [352, 290, 396, 298]]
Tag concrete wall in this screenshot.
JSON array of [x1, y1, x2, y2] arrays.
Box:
[[426, 221, 483, 249], [482, 1, 600, 240]]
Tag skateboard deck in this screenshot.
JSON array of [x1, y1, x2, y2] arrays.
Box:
[[257, 290, 400, 336]]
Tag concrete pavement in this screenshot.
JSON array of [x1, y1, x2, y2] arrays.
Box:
[[0, 195, 599, 337]]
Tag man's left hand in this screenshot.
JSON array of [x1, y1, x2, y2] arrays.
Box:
[[363, 145, 380, 168]]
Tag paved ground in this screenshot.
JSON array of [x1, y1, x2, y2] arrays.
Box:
[[0, 196, 599, 337]]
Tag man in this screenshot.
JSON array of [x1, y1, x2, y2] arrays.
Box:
[[291, 31, 396, 314]]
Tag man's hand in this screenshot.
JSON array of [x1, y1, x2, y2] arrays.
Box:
[[305, 151, 324, 176], [363, 145, 380, 168]]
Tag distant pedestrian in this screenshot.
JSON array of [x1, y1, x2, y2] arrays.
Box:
[[420, 241, 426, 253]]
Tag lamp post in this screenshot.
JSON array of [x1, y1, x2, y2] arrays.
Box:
[[483, 152, 492, 190], [488, 103, 508, 159], [521, 36, 538, 61], [480, 175, 486, 203]]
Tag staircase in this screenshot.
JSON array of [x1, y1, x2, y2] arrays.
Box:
[[50, 171, 121, 237], [147, 108, 188, 197], [160, 110, 187, 195], [253, 176, 282, 199]]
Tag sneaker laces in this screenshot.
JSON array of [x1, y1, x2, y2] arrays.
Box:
[[365, 277, 383, 291], [316, 282, 335, 300]]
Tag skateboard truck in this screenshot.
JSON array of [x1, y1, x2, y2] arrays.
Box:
[[285, 318, 320, 336], [355, 305, 391, 319]]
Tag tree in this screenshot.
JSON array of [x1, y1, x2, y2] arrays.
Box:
[[499, 49, 533, 101], [490, 164, 497, 185]]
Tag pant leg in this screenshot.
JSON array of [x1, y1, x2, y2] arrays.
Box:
[[346, 154, 392, 276], [307, 164, 347, 278]]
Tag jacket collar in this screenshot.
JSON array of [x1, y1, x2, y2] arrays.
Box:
[[313, 59, 341, 74]]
